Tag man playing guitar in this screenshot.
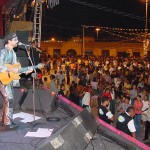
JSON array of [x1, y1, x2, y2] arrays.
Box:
[[0, 32, 33, 130]]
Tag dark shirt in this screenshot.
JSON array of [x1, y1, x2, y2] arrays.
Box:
[[116, 112, 132, 136], [98, 105, 112, 124]]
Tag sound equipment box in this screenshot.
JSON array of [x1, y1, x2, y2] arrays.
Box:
[[37, 108, 98, 150]]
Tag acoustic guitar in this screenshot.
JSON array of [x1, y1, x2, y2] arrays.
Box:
[[0, 63, 44, 85]]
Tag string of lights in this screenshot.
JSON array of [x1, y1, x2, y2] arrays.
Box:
[[97, 26, 148, 32], [101, 29, 145, 43], [40, 3, 148, 42], [41, 22, 145, 43], [103, 29, 144, 36]]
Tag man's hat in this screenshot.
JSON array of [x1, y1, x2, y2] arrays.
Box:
[[4, 32, 17, 42]]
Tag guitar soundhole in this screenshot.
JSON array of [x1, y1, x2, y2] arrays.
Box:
[[8, 72, 10, 78]]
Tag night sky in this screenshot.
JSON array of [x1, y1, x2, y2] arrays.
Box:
[[26, 0, 150, 41]]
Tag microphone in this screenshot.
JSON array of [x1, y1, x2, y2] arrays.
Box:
[[18, 42, 30, 47]]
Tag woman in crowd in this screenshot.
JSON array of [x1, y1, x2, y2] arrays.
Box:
[[133, 95, 143, 137], [90, 77, 98, 107]]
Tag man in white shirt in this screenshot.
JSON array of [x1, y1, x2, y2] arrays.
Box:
[[82, 87, 91, 111]]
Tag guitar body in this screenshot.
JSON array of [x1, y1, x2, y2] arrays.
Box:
[[5, 63, 21, 69], [0, 63, 44, 85], [0, 72, 20, 85], [0, 63, 21, 85]]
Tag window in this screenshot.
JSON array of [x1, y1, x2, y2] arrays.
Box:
[[133, 52, 140, 57], [53, 49, 61, 56], [102, 50, 109, 56], [85, 50, 93, 56]]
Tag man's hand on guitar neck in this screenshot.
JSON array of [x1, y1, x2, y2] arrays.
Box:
[[7, 68, 19, 74]]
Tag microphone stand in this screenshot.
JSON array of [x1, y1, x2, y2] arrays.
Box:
[[23, 44, 60, 125], [25, 45, 40, 129]]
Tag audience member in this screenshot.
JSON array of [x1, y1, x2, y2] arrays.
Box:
[[133, 95, 143, 136], [116, 106, 136, 138], [82, 86, 91, 111], [98, 96, 114, 124]]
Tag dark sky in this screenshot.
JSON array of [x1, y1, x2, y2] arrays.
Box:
[[27, 0, 149, 41]]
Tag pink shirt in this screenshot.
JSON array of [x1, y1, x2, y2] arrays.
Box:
[[134, 100, 143, 114]]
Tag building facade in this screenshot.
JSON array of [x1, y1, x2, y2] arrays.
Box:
[[40, 37, 150, 57]]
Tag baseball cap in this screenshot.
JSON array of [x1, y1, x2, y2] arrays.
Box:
[[4, 32, 18, 42]]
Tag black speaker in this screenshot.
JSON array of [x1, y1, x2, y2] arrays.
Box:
[[57, 98, 75, 117], [22, 88, 57, 113], [37, 108, 98, 150], [15, 30, 31, 67], [16, 30, 30, 44], [17, 56, 29, 67]]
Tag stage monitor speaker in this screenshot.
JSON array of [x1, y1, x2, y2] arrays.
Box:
[[22, 88, 57, 113], [37, 108, 98, 150], [57, 98, 75, 117]]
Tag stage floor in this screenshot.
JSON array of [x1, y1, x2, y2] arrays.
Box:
[[0, 108, 131, 150], [0, 108, 149, 150], [0, 108, 79, 150]]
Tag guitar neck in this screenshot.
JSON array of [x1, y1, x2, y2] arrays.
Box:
[[18, 65, 38, 73]]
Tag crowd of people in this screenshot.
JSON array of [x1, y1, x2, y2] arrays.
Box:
[[41, 54, 150, 141]]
